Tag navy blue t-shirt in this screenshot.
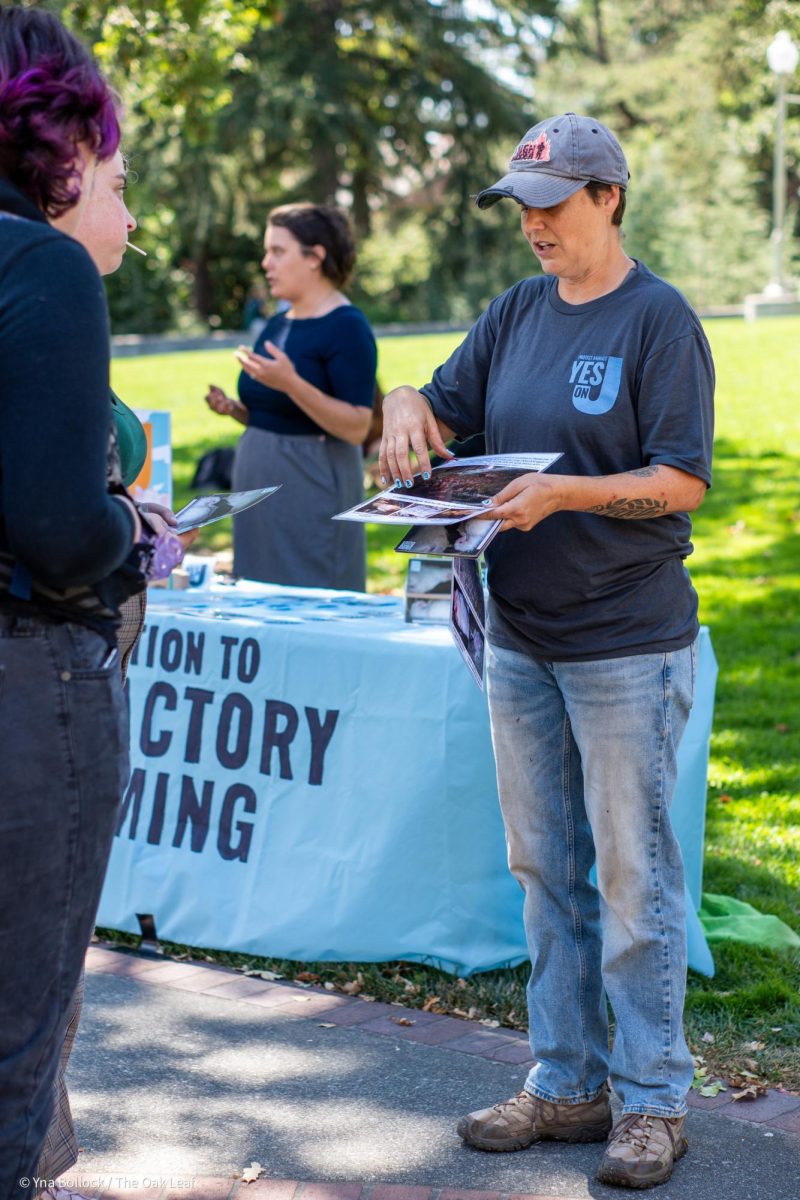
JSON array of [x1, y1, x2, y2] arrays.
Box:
[[421, 263, 715, 662], [238, 305, 377, 437]]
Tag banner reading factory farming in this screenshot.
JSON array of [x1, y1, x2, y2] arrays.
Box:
[[121, 621, 339, 863]]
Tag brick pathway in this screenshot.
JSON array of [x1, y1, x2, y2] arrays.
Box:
[[62, 1180, 582, 1200], [84, 944, 800, 1138]]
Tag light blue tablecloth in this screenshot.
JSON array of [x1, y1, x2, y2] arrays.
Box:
[[98, 582, 716, 976]]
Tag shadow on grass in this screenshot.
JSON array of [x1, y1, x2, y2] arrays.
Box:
[[683, 853, 800, 1084], [692, 442, 800, 567], [701, 847, 800, 934]]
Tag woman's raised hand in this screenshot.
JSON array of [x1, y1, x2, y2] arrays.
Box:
[[235, 341, 297, 392], [379, 386, 453, 486]]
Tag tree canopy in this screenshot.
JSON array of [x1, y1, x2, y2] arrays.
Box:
[[45, 0, 800, 329]]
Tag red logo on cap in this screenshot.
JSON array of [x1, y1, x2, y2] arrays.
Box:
[[511, 132, 551, 164]]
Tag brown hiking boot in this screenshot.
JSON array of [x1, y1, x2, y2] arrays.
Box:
[[596, 1113, 688, 1188], [457, 1087, 612, 1152]]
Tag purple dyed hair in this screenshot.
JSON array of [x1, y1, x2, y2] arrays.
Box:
[[0, 7, 120, 217]]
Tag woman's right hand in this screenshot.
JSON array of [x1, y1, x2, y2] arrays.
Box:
[[379, 386, 454, 486], [205, 384, 237, 416]]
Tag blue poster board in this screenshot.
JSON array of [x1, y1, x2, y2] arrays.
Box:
[[130, 408, 172, 508]]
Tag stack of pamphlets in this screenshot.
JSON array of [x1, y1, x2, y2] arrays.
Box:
[[336, 452, 562, 686], [335, 453, 562, 558]]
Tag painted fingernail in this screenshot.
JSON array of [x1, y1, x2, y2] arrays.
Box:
[[380, 476, 387, 485], [405, 479, 413, 488], [423, 471, 431, 480], [394, 478, 401, 488]]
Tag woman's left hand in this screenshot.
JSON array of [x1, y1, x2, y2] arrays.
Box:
[[138, 501, 199, 548], [483, 473, 564, 532], [235, 341, 297, 392], [137, 500, 177, 537]]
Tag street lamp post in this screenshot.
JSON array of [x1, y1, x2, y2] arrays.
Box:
[[765, 31, 800, 297]]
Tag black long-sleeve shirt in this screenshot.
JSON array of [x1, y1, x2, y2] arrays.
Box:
[[0, 178, 137, 622]]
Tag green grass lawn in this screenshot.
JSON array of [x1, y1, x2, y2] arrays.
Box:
[[110, 317, 800, 1090]]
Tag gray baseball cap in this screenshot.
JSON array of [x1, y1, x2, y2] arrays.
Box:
[[476, 112, 629, 210]]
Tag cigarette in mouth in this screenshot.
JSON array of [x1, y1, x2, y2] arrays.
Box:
[[126, 241, 147, 256]]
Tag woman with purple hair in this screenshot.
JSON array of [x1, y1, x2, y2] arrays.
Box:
[[0, 9, 146, 1197]]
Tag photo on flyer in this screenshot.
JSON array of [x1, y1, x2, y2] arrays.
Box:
[[395, 452, 562, 509], [395, 517, 501, 558], [453, 556, 486, 628], [449, 570, 485, 690], [175, 486, 280, 533], [335, 494, 472, 524]]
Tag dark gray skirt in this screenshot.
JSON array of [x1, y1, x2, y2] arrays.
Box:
[[232, 425, 366, 591]]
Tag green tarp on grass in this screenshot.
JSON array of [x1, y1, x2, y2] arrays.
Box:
[[699, 892, 800, 950]]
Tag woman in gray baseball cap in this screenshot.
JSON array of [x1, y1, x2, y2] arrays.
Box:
[[379, 112, 714, 1190]]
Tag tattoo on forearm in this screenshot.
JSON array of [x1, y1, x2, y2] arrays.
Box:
[[629, 465, 660, 478], [587, 497, 668, 519]]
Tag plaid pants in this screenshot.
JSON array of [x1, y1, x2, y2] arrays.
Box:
[[36, 590, 146, 1187]]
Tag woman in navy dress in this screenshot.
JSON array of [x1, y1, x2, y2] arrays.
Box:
[[206, 203, 376, 590]]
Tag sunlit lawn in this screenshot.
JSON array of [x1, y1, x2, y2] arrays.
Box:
[[110, 317, 800, 1088]]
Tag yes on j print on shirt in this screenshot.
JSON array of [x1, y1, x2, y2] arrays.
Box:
[[570, 354, 623, 414]]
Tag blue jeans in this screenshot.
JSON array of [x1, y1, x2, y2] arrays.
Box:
[[0, 612, 129, 1200], [486, 637, 697, 1117]]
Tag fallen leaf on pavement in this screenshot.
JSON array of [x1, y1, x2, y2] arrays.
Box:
[[318, 1023, 336, 1029], [731, 1085, 768, 1101], [241, 1162, 265, 1183], [699, 1081, 727, 1097], [727, 1071, 769, 1101], [422, 995, 442, 1012], [244, 969, 283, 981], [391, 1017, 415, 1026]]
